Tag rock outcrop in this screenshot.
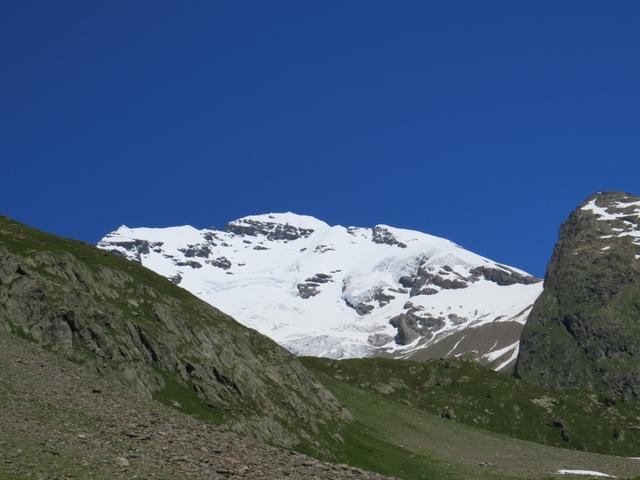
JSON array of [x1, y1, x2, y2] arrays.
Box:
[[227, 216, 318, 241], [516, 192, 640, 399], [0, 324, 390, 480], [0, 216, 349, 454]]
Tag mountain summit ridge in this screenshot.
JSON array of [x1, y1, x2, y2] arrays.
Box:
[[99, 213, 542, 369]]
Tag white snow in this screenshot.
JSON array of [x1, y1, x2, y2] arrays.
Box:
[[556, 469, 614, 477], [97, 212, 543, 363], [483, 341, 518, 363], [445, 336, 466, 357], [493, 342, 520, 372], [582, 198, 640, 253], [582, 199, 620, 221]]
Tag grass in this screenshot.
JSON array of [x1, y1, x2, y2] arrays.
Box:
[[152, 368, 226, 425], [315, 373, 516, 480], [297, 416, 455, 480], [0, 215, 355, 458], [302, 356, 640, 457], [304, 366, 640, 480], [0, 215, 242, 334], [4, 214, 640, 479]]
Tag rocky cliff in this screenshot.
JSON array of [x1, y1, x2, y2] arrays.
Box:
[[0, 216, 349, 454], [515, 192, 640, 399]]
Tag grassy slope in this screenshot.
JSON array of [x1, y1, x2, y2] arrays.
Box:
[[0, 330, 397, 480], [0, 215, 241, 346], [0, 216, 451, 478], [302, 356, 640, 458], [4, 215, 640, 479], [304, 364, 640, 480], [0, 215, 352, 457]]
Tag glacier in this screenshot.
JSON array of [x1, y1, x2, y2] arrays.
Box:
[[98, 212, 543, 370]]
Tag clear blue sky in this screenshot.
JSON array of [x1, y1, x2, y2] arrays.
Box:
[[2, 1, 640, 276]]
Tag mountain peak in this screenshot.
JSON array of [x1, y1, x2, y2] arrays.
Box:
[[98, 213, 542, 368], [226, 212, 330, 240], [229, 212, 330, 230], [582, 191, 640, 208], [580, 192, 640, 226]]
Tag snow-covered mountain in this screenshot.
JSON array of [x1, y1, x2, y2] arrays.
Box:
[[98, 213, 543, 370]]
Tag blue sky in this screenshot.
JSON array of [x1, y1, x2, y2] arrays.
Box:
[[2, 1, 640, 276]]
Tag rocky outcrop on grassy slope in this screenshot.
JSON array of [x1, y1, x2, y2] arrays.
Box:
[[516, 192, 640, 399], [0, 329, 390, 480], [0, 216, 349, 455]]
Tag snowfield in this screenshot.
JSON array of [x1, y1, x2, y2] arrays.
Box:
[[98, 212, 542, 368]]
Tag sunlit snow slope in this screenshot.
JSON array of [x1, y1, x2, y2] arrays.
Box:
[[98, 213, 542, 370]]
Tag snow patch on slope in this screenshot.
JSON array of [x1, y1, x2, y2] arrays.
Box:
[[556, 469, 614, 477]]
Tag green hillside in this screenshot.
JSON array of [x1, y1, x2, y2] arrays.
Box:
[[303, 357, 640, 479], [302, 356, 640, 457], [0, 215, 348, 456]]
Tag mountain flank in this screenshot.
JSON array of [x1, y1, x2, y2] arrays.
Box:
[[516, 192, 640, 399], [0, 215, 348, 455], [0, 323, 389, 480], [301, 356, 640, 479]]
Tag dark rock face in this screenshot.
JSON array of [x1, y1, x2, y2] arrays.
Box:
[[399, 258, 468, 297], [469, 266, 539, 286], [355, 303, 375, 315], [175, 260, 203, 269], [371, 226, 407, 248], [411, 287, 438, 296], [179, 244, 212, 258], [202, 231, 219, 244], [447, 313, 467, 325], [297, 282, 320, 299], [206, 256, 232, 270], [314, 244, 335, 253], [106, 240, 163, 262], [389, 312, 445, 345], [373, 290, 395, 307], [516, 192, 640, 399], [367, 333, 394, 347], [306, 273, 333, 284], [426, 275, 467, 290], [0, 217, 349, 451], [342, 286, 393, 315], [227, 218, 315, 241], [298, 274, 334, 298]]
